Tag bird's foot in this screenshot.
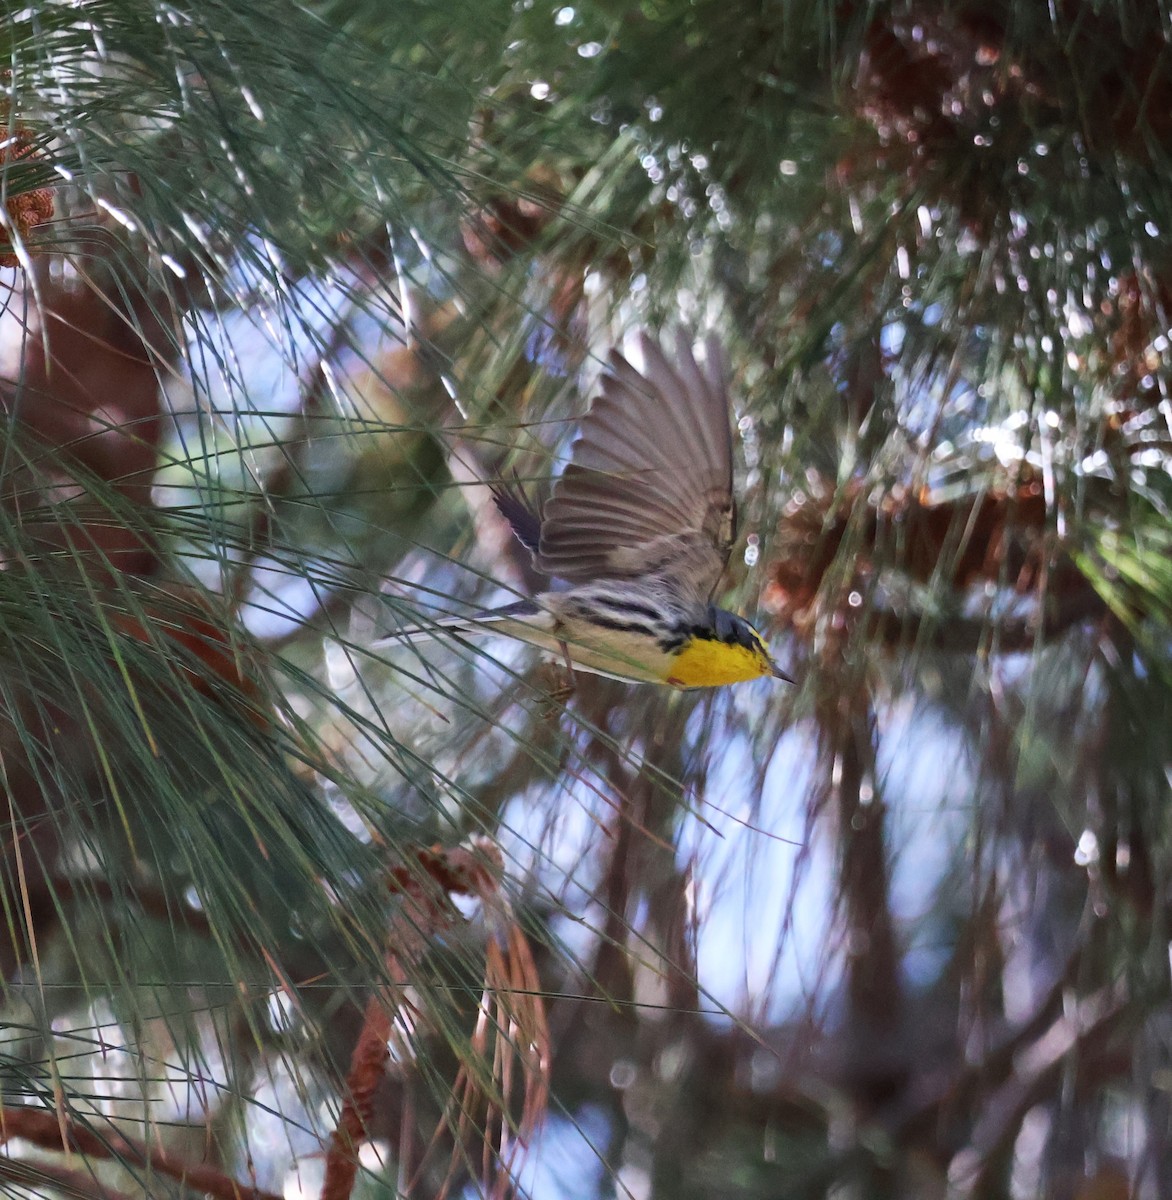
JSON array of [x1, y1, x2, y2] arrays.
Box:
[[539, 660, 576, 706]]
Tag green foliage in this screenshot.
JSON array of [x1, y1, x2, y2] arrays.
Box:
[[1, 1, 1171, 1198]]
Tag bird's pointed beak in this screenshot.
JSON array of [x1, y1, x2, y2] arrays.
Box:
[[771, 661, 795, 684]]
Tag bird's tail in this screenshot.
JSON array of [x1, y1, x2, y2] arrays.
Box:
[[374, 600, 543, 646]]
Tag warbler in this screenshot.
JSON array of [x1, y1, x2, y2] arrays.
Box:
[[395, 331, 789, 688]]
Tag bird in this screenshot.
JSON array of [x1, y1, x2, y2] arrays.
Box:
[[388, 330, 790, 688]]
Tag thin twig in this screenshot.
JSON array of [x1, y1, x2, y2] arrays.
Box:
[[0, 1106, 281, 1200], [321, 843, 490, 1200], [322, 841, 547, 1200], [946, 984, 1131, 1196], [0, 1153, 137, 1200], [318, 986, 401, 1200]]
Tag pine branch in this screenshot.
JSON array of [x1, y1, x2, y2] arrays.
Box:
[[946, 984, 1131, 1195], [0, 1107, 281, 1200], [0, 1155, 136, 1200]]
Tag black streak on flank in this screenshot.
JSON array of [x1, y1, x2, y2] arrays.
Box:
[[658, 631, 688, 654], [582, 615, 655, 636], [592, 596, 664, 622]]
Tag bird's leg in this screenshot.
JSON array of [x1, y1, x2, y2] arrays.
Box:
[[553, 639, 577, 701], [540, 640, 576, 705]]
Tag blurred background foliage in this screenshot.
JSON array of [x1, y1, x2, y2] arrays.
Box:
[[0, 1, 1170, 1197]]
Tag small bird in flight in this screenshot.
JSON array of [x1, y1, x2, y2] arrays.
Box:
[[391, 331, 789, 688]]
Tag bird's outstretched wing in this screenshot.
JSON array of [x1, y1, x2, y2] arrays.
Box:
[[490, 473, 544, 557], [530, 330, 736, 605]]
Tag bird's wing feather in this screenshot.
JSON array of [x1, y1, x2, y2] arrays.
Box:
[[535, 331, 736, 604], [490, 475, 544, 555]]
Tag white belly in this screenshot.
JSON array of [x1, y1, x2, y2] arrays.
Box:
[[482, 609, 673, 685]]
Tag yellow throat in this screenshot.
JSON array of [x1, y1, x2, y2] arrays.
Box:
[[665, 635, 770, 688]]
